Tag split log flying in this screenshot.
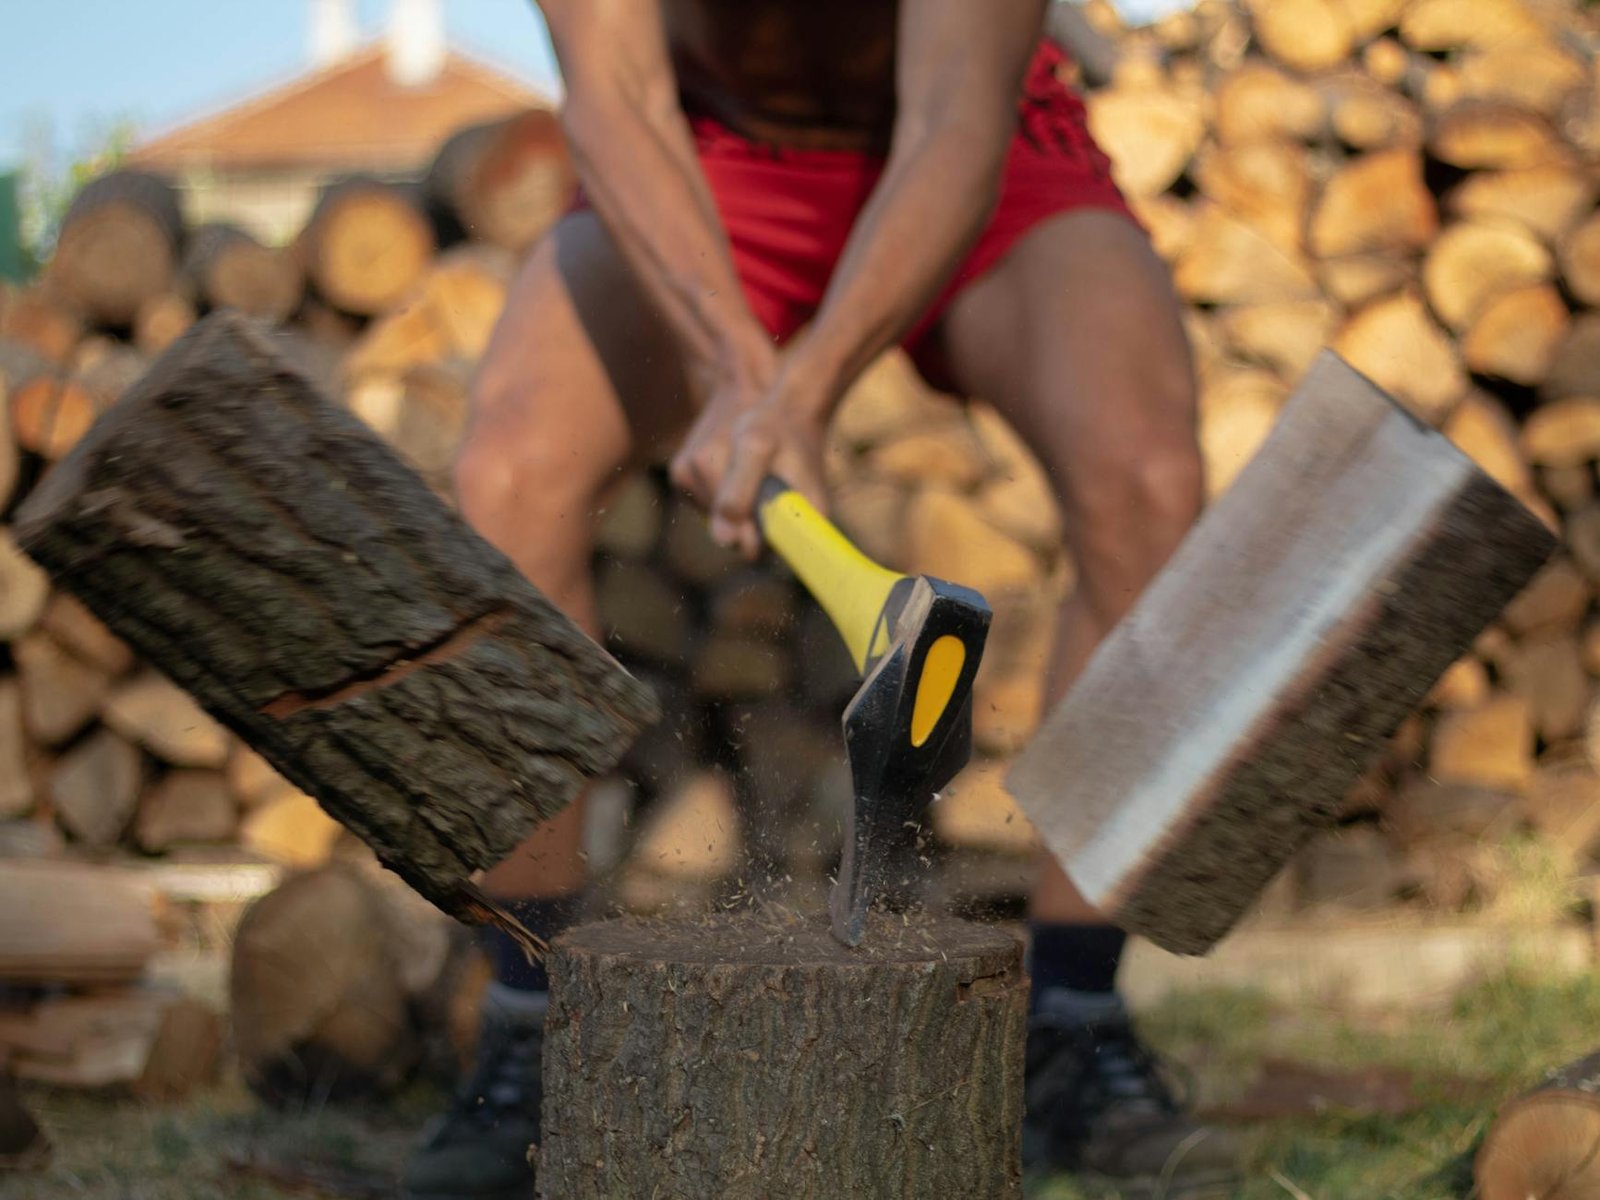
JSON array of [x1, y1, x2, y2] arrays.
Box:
[[12, 312, 657, 926], [541, 914, 1028, 1199], [1009, 353, 1558, 954]]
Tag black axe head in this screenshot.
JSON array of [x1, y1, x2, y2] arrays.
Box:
[[830, 575, 990, 946]]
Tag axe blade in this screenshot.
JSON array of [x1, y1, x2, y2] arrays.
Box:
[[829, 580, 987, 946]]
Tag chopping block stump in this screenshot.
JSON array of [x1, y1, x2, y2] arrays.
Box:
[[540, 912, 1027, 1199]]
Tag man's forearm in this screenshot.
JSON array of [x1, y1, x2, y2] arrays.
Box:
[[780, 0, 1044, 418], [781, 117, 1008, 417], [555, 53, 771, 389]]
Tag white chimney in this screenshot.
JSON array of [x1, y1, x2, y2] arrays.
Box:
[[387, 0, 446, 88], [308, 0, 358, 68]]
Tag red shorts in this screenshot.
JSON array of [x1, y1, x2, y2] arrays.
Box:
[[683, 40, 1135, 388]]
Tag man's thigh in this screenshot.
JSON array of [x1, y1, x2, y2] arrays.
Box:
[[933, 208, 1198, 501], [470, 210, 698, 472]]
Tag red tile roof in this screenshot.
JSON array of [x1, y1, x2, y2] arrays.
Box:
[[130, 43, 549, 174]]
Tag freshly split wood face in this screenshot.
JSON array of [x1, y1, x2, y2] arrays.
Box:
[[1009, 352, 1558, 955]]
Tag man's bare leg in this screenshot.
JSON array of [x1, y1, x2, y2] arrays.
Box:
[[937, 209, 1237, 1183], [403, 214, 695, 1200], [941, 209, 1202, 921], [455, 213, 695, 902]]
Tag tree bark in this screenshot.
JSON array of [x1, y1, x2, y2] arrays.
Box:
[[1476, 1049, 1600, 1200], [541, 913, 1027, 1200], [47, 170, 185, 328], [11, 312, 657, 928]]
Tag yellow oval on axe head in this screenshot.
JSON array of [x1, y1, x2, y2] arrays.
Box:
[[910, 634, 967, 747]]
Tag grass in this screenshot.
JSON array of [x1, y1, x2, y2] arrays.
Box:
[[12, 967, 1600, 1199], [1038, 966, 1600, 1199]]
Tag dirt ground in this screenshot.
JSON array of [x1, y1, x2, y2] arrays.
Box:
[[11, 966, 1599, 1200]]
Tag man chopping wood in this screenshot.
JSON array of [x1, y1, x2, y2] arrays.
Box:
[[404, 0, 1238, 1196]]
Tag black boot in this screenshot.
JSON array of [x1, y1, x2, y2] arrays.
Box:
[[1023, 1001, 1242, 1197], [402, 992, 544, 1200]]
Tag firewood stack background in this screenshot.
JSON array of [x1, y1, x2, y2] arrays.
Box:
[[0, 0, 1598, 1102]]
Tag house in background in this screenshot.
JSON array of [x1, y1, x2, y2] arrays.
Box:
[[127, 0, 549, 244]]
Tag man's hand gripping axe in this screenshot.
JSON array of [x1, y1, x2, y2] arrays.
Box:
[[755, 478, 991, 946]]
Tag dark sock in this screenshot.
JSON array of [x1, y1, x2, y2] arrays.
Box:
[[1028, 922, 1127, 1010], [480, 895, 581, 993]]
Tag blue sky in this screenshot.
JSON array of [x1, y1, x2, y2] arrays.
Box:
[[0, 1, 561, 167]]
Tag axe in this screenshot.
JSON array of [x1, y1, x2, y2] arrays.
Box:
[[754, 477, 991, 946]]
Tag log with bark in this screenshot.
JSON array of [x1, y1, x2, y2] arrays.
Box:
[[46, 170, 185, 328], [541, 913, 1028, 1199], [0, 285, 83, 363], [13, 632, 112, 746], [133, 290, 197, 356], [182, 222, 303, 323], [50, 728, 143, 848], [1476, 1048, 1600, 1199], [230, 865, 418, 1105], [12, 312, 657, 927], [0, 679, 31, 819], [297, 179, 436, 317], [0, 528, 49, 640], [424, 110, 576, 252], [1008, 353, 1558, 952], [0, 861, 159, 984], [0, 989, 223, 1101]]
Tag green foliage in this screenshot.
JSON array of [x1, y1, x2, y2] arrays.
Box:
[[16, 119, 138, 274]]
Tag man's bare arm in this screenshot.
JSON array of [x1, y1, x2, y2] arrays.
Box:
[[537, 0, 772, 393], [1046, 1, 1120, 89], [777, 0, 1046, 420]]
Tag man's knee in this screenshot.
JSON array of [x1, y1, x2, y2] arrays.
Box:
[[453, 408, 611, 537]]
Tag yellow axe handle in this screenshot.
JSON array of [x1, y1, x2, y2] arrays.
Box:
[[755, 477, 905, 673]]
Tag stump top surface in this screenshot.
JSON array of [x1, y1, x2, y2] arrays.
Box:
[[555, 911, 1021, 969]]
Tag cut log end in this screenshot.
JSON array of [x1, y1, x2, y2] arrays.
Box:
[[1477, 1051, 1600, 1200]]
